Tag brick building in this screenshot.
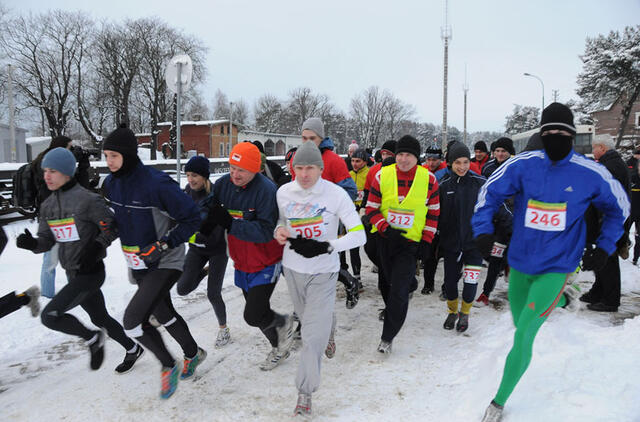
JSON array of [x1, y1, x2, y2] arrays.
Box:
[[590, 95, 640, 147], [136, 120, 239, 158]]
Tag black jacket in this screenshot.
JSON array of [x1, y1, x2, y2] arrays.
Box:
[[185, 184, 227, 256], [438, 171, 487, 253], [630, 161, 640, 221], [586, 149, 631, 243], [262, 159, 288, 187], [481, 158, 507, 179]]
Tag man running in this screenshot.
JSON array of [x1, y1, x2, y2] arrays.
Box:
[[472, 103, 629, 421]]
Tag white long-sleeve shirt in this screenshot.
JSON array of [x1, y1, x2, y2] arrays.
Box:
[[276, 177, 366, 274]]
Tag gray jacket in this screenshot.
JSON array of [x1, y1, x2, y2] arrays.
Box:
[[34, 182, 117, 275]]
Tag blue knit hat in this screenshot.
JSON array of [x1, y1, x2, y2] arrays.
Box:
[[185, 156, 210, 178], [42, 147, 76, 177]]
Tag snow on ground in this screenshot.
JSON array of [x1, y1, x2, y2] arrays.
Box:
[[1, 219, 640, 421]]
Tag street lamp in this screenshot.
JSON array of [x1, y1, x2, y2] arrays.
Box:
[[524, 72, 545, 113]]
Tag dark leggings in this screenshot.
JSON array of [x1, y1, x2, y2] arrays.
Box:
[[482, 256, 506, 297], [422, 235, 440, 290], [339, 248, 362, 276], [242, 283, 280, 348], [124, 268, 198, 367], [41, 266, 135, 350], [0, 292, 29, 319], [443, 249, 483, 304], [633, 217, 640, 262], [177, 249, 228, 326]]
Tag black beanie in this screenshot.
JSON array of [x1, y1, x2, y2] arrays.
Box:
[[493, 137, 515, 155], [351, 148, 368, 161], [524, 133, 543, 152], [395, 135, 421, 160], [380, 140, 397, 155], [448, 142, 470, 163], [473, 141, 488, 153], [185, 156, 210, 178], [252, 141, 265, 154], [425, 147, 443, 159], [103, 123, 138, 159], [540, 102, 576, 136], [490, 141, 498, 152]]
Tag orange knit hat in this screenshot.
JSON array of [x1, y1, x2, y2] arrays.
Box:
[[229, 142, 261, 173]]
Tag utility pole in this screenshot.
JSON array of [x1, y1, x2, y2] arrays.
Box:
[[552, 89, 559, 102], [7, 64, 17, 162], [229, 101, 233, 157], [463, 64, 469, 146], [441, 0, 452, 150]]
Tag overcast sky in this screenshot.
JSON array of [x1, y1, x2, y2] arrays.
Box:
[[8, 0, 640, 132]]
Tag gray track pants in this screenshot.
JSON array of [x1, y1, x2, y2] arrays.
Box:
[[283, 267, 338, 395]]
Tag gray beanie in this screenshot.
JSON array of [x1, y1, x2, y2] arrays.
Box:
[[301, 117, 325, 139], [292, 140, 324, 169], [42, 147, 76, 177]]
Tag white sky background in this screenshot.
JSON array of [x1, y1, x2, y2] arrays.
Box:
[[7, 0, 640, 132]]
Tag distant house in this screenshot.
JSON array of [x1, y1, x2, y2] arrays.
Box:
[[136, 120, 240, 158], [590, 95, 640, 147], [136, 121, 302, 158], [237, 129, 302, 156], [0, 124, 27, 163]]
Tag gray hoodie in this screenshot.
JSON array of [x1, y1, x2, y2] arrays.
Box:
[[34, 181, 117, 275]]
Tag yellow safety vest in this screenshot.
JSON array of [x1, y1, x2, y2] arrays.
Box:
[[371, 164, 429, 242], [350, 166, 370, 206]]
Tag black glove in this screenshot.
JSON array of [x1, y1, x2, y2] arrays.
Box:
[[137, 241, 169, 266], [17, 229, 38, 251], [79, 241, 104, 273], [381, 226, 407, 243], [208, 204, 233, 231], [582, 247, 609, 271], [474, 233, 495, 258], [288, 235, 332, 258]]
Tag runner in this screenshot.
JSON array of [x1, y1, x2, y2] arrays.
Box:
[[421, 146, 445, 295], [366, 135, 439, 353], [472, 103, 630, 421], [470, 141, 490, 175], [437, 142, 486, 331], [0, 227, 40, 319], [102, 124, 205, 398], [16, 147, 144, 373], [176, 156, 231, 348], [201, 142, 294, 371], [275, 140, 366, 416]]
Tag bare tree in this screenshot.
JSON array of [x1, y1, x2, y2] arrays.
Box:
[[254, 94, 282, 132], [349, 86, 392, 148], [0, 10, 93, 137], [232, 98, 250, 127], [280, 87, 334, 134], [212, 89, 230, 119], [384, 97, 416, 140]]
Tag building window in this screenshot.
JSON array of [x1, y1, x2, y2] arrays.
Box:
[[636, 112, 640, 128], [219, 142, 224, 157], [220, 125, 225, 135]]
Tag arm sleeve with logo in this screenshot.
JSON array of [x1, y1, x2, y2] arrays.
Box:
[[34, 205, 56, 254], [155, 177, 201, 248], [226, 181, 279, 244], [328, 189, 366, 253]]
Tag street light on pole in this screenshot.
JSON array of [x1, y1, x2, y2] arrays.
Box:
[[524, 72, 545, 113]]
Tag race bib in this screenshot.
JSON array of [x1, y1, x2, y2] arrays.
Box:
[[289, 216, 324, 239], [228, 209, 243, 220], [463, 265, 482, 284], [47, 218, 80, 242], [356, 190, 365, 202], [525, 199, 566, 232], [122, 245, 147, 270], [490, 242, 507, 258], [387, 208, 414, 229]]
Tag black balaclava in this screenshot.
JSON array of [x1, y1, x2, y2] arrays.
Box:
[[539, 102, 576, 162], [102, 123, 140, 177]]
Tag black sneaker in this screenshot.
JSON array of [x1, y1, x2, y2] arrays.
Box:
[[115, 344, 144, 374], [88, 329, 106, 370], [421, 285, 434, 295], [456, 313, 469, 332], [443, 313, 458, 330], [587, 302, 618, 312], [579, 292, 598, 304]]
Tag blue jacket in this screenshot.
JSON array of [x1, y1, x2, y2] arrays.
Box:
[[435, 167, 450, 182], [472, 150, 630, 275], [103, 161, 201, 271]]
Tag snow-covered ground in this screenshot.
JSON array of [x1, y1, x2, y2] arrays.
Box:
[[1, 219, 640, 421]]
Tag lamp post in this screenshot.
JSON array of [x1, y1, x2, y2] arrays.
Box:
[[524, 72, 544, 113]]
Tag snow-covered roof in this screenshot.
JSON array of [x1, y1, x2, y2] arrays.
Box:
[[239, 129, 299, 138], [587, 95, 618, 113], [156, 120, 230, 127], [25, 136, 51, 145]]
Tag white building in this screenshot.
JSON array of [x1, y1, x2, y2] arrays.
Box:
[[237, 129, 302, 156], [0, 124, 27, 163]]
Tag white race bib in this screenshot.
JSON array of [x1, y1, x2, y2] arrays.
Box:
[[47, 218, 80, 242], [387, 208, 414, 229], [490, 242, 507, 258], [463, 265, 482, 284], [525, 200, 567, 232], [122, 245, 147, 270], [356, 190, 365, 202], [289, 216, 325, 239]]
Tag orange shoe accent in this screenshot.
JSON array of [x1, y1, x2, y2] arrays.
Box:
[[528, 302, 535, 310]]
